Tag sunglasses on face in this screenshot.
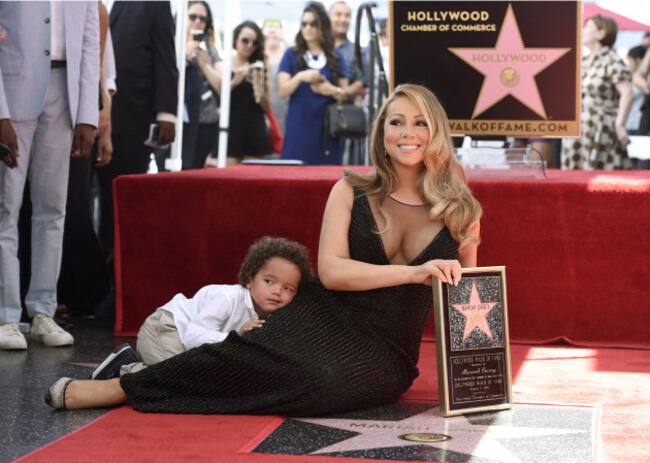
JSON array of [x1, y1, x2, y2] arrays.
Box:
[[301, 20, 318, 28], [240, 37, 259, 46], [188, 14, 208, 23]]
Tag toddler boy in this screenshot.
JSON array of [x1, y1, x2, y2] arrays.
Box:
[[92, 236, 313, 379]]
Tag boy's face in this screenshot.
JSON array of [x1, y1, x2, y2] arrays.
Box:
[[247, 257, 301, 318]]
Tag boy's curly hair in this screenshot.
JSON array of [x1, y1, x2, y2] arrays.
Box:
[[237, 236, 314, 289]]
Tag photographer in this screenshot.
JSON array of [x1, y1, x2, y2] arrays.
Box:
[[183, 1, 221, 170]]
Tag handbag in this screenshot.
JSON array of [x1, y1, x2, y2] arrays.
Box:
[[325, 102, 367, 138], [266, 108, 283, 154]]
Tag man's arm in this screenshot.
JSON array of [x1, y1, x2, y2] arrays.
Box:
[[151, 2, 178, 146], [75, 1, 100, 128], [71, 2, 100, 158], [0, 23, 18, 167]]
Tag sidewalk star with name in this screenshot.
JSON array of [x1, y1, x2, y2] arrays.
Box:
[[295, 406, 585, 462]]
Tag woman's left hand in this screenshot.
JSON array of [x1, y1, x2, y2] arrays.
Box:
[[310, 80, 333, 96], [412, 259, 463, 286], [615, 124, 630, 145]]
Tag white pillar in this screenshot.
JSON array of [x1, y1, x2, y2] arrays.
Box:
[[216, 0, 238, 168], [166, 0, 188, 172]]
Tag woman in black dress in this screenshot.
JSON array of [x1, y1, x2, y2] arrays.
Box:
[[45, 84, 482, 414], [215, 20, 272, 166]]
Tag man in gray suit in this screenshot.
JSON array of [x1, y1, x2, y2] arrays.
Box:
[[0, 2, 100, 350]]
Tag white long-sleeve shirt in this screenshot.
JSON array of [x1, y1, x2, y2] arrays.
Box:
[[158, 284, 258, 349]]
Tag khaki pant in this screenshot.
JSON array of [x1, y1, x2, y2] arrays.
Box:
[[120, 309, 185, 375]]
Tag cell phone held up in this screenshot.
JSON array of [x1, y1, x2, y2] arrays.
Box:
[[190, 30, 206, 62], [192, 29, 206, 43]]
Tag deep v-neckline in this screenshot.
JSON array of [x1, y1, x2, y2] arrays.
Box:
[[359, 194, 447, 266]]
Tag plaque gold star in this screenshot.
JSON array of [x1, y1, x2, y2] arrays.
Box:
[[451, 280, 497, 341]]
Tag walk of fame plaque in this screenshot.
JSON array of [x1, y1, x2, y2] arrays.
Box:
[[390, 1, 581, 138], [432, 266, 512, 417]]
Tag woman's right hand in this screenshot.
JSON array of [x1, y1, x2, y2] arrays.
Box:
[[412, 259, 462, 286], [186, 40, 200, 61], [300, 69, 324, 84], [232, 65, 249, 87]]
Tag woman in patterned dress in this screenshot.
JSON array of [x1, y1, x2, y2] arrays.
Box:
[[561, 15, 634, 170]]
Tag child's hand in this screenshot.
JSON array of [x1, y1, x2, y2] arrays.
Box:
[[238, 319, 265, 335]]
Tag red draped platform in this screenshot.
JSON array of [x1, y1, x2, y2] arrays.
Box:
[[113, 166, 650, 349]]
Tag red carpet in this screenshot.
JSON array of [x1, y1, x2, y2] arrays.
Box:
[[17, 343, 649, 463], [46, 166, 645, 462]]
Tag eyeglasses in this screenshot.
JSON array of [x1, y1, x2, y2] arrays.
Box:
[[188, 14, 208, 23], [301, 20, 318, 29], [240, 37, 259, 47]]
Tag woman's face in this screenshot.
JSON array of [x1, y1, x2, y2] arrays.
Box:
[[582, 19, 604, 46], [383, 96, 430, 169], [300, 12, 320, 44], [187, 3, 208, 39], [236, 27, 259, 60]]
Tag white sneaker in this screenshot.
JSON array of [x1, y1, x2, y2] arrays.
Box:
[[30, 314, 74, 347], [0, 323, 28, 350]]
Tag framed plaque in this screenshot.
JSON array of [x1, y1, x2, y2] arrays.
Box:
[[390, 1, 581, 138], [432, 266, 512, 417]]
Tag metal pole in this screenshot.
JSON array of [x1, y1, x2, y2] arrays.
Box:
[[166, 0, 188, 172], [216, 0, 238, 168]]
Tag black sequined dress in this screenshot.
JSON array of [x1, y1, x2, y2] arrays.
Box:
[[120, 191, 459, 415]]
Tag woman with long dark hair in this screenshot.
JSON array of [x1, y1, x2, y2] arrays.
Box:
[[210, 20, 272, 166], [182, 1, 222, 169], [45, 84, 481, 416], [278, 1, 349, 164]]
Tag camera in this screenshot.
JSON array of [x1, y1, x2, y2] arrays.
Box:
[[0, 141, 12, 160], [192, 29, 206, 43]]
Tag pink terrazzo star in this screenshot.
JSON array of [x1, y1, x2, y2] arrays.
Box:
[[449, 4, 570, 119], [452, 280, 497, 341]]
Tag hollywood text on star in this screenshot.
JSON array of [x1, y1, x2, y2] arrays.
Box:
[[401, 10, 496, 33]]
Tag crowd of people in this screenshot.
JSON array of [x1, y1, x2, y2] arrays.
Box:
[[0, 0, 387, 353]]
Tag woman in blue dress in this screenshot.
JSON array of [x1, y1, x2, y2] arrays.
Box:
[[278, 1, 349, 165]]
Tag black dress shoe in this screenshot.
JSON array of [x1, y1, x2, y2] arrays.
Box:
[[91, 343, 138, 380]]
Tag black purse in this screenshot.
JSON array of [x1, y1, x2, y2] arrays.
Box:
[[325, 102, 367, 138]]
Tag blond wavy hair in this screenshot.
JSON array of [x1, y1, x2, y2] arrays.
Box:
[[345, 84, 481, 248]]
